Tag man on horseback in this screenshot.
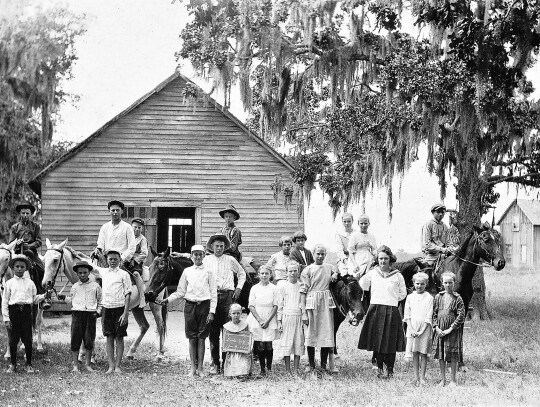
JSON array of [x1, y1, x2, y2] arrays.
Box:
[[9, 201, 44, 272], [203, 233, 246, 374], [334, 213, 356, 275], [421, 204, 457, 267]]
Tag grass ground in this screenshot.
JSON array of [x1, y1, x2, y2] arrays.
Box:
[[1, 269, 539, 407]]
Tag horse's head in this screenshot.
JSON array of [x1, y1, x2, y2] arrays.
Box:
[[43, 238, 68, 288], [473, 223, 505, 271], [413, 258, 439, 295], [0, 241, 16, 281], [336, 274, 365, 326], [145, 247, 193, 303]]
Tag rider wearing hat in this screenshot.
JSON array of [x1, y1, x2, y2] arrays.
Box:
[[9, 201, 43, 270], [421, 203, 457, 265], [217, 205, 242, 262]]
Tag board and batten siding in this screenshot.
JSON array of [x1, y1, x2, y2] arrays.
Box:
[[498, 202, 533, 268], [39, 76, 303, 296]]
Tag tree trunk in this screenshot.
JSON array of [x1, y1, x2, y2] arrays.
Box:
[[41, 101, 50, 158], [469, 266, 490, 320]]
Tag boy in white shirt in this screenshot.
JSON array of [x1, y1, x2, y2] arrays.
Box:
[[2, 254, 47, 373], [162, 245, 217, 377]]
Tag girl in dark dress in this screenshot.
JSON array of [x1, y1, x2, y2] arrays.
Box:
[[432, 272, 465, 387]]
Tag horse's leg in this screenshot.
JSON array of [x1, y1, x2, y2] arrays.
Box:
[[333, 311, 345, 356], [150, 302, 167, 360], [126, 307, 150, 360], [36, 307, 44, 351]]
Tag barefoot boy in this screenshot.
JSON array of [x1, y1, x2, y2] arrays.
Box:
[[2, 254, 47, 373], [100, 250, 131, 374], [67, 261, 102, 372], [162, 245, 217, 377]]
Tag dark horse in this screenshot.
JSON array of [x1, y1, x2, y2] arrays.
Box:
[[332, 274, 366, 355], [435, 223, 505, 316]]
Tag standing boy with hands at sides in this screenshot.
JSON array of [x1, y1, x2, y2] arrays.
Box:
[[2, 254, 48, 373], [161, 245, 217, 377], [100, 250, 131, 374], [66, 261, 102, 373]]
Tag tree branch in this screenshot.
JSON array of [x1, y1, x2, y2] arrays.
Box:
[[490, 156, 533, 166], [487, 172, 540, 186]]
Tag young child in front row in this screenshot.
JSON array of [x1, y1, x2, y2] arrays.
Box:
[[67, 261, 102, 373], [246, 265, 278, 375], [223, 303, 253, 377], [2, 254, 48, 373], [432, 272, 465, 387], [277, 263, 305, 374], [403, 272, 433, 385]]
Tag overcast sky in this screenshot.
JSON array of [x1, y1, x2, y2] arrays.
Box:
[[44, 0, 534, 252]]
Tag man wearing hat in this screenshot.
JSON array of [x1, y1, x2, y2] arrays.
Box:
[[217, 205, 243, 262], [203, 233, 246, 374], [94, 200, 136, 267], [421, 203, 456, 265], [129, 217, 148, 308], [9, 201, 43, 270]]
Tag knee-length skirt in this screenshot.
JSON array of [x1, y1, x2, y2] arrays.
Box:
[[358, 304, 406, 353], [280, 314, 305, 356]]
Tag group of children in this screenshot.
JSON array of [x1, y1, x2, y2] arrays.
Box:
[[2, 234, 466, 387]]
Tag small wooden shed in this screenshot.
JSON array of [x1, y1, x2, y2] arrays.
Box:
[[496, 199, 540, 269], [29, 72, 303, 298]]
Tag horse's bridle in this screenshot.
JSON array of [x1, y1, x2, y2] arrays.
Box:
[[46, 248, 65, 286], [454, 231, 501, 268]]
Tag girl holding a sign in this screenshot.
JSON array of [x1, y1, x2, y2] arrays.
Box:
[[223, 303, 253, 377]]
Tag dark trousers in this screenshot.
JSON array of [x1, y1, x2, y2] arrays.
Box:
[[8, 304, 33, 366], [209, 290, 233, 367], [71, 311, 97, 351]]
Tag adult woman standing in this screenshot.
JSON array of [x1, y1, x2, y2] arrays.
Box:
[[358, 245, 407, 378]]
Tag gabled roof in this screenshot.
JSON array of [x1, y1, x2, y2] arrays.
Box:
[[497, 199, 540, 225], [29, 71, 294, 196]]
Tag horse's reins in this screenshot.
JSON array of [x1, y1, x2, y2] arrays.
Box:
[[453, 232, 500, 268]]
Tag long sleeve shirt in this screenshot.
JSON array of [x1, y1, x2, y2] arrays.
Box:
[[403, 291, 433, 336], [266, 252, 297, 282], [132, 234, 148, 264], [359, 267, 407, 307], [68, 280, 102, 313], [167, 264, 217, 313], [277, 281, 303, 318], [334, 227, 356, 261], [219, 224, 242, 254], [203, 254, 246, 290], [348, 231, 377, 269], [421, 219, 451, 261], [9, 220, 42, 250], [97, 220, 136, 262], [2, 276, 45, 321], [100, 267, 132, 308]]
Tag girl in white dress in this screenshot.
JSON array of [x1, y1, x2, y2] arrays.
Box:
[[277, 263, 305, 374], [245, 265, 278, 374], [348, 214, 377, 277], [403, 272, 434, 385]]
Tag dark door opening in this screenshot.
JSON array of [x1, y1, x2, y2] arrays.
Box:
[[157, 207, 196, 253]]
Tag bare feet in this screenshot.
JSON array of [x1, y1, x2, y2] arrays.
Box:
[[72, 366, 80, 373], [438, 380, 446, 387], [186, 370, 196, 377], [6, 365, 16, 374], [419, 379, 427, 386], [198, 370, 207, 378], [85, 365, 95, 373], [26, 365, 35, 373], [114, 367, 122, 374], [105, 367, 114, 374], [448, 381, 457, 387]]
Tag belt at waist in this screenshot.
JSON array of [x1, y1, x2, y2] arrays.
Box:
[[8, 303, 32, 308], [185, 299, 210, 305], [217, 289, 233, 293]]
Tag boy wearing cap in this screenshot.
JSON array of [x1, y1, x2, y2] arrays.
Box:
[[100, 250, 132, 374], [2, 254, 48, 373], [421, 204, 456, 265], [162, 245, 217, 377], [66, 261, 102, 373], [218, 205, 242, 262]]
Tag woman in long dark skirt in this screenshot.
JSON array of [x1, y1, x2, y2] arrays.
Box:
[[358, 245, 407, 378]]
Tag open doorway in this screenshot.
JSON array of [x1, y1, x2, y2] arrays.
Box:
[[156, 207, 196, 253]]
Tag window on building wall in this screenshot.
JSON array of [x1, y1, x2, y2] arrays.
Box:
[[512, 215, 520, 231], [505, 244, 512, 261], [521, 245, 527, 263]]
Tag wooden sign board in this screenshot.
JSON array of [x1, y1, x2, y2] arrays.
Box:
[[222, 330, 252, 354]]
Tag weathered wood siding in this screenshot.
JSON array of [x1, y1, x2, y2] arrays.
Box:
[[39, 76, 303, 296], [498, 202, 533, 268]]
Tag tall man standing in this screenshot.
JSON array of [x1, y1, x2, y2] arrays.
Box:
[[203, 234, 246, 374], [9, 201, 43, 270]]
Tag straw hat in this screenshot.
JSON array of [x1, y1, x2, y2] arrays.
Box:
[[9, 254, 32, 270], [219, 205, 240, 220], [206, 234, 231, 251]]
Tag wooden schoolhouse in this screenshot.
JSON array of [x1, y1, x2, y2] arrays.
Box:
[[496, 199, 540, 269], [29, 71, 303, 299]]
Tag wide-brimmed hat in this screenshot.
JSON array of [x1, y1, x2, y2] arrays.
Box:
[[107, 200, 125, 210], [206, 234, 231, 251], [73, 261, 93, 273], [9, 254, 32, 270], [131, 217, 145, 226], [219, 205, 240, 220], [15, 201, 36, 214], [105, 249, 122, 257], [430, 203, 446, 213]]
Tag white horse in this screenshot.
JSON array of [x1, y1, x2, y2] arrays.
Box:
[[0, 240, 46, 359], [42, 238, 167, 361]]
